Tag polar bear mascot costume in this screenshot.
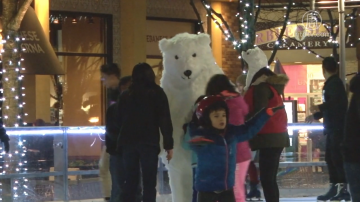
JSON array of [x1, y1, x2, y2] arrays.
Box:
[[159, 33, 224, 202], [242, 47, 269, 91]]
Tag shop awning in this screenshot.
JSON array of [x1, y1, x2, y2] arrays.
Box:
[[18, 7, 64, 75]]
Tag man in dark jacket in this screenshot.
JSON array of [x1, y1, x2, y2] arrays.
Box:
[[100, 63, 142, 202], [342, 73, 360, 201], [306, 57, 350, 201]]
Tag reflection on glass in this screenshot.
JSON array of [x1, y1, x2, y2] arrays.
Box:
[[60, 56, 104, 126], [50, 16, 105, 54]]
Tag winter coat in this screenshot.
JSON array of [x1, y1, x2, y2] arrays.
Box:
[[188, 108, 272, 192], [313, 75, 348, 140], [220, 91, 251, 163], [342, 74, 360, 162], [244, 74, 290, 150], [182, 125, 198, 166], [105, 103, 120, 155], [104, 85, 122, 154], [182, 96, 206, 167], [116, 84, 174, 151]]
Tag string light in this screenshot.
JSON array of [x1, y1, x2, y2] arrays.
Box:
[[194, 0, 358, 65], [0, 30, 28, 201]]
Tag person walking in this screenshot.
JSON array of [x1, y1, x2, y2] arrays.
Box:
[[117, 63, 174, 202], [243, 67, 290, 202], [100, 63, 141, 202], [342, 72, 360, 202], [305, 57, 350, 201]]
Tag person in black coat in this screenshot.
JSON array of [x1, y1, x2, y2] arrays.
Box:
[[117, 63, 173, 202], [100, 63, 142, 202], [342, 73, 360, 202], [305, 57, 350, 201]]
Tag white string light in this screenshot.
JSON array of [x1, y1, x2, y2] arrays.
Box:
[[0, 31, 28, 201]]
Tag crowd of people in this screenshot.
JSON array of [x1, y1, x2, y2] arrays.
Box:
[[96, 56, 360, 202]]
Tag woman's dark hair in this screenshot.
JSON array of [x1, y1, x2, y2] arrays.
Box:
[[100, 63, 120, 78], [131, 63, 155, 84], [205, 74, 237, 95], [128, 63, 157, 98], [250, 67, 276, 86]]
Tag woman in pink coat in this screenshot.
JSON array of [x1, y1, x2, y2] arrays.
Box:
[[205, 74, 251, 202]]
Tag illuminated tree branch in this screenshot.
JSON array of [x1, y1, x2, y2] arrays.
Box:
[[268, 0, 293, 65], [190, 0, 205, 33]]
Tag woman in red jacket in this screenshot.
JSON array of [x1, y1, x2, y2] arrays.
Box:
[[205, 74, 251, 202], [243, 67, 289, 202]]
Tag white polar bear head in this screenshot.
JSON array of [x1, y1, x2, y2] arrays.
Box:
[[159, 33, 219, 88], [241, 47, 268, 90]]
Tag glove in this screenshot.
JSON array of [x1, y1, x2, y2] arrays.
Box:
[[272, 105, 285, 112], [266, 105, 285, 116], [0, 127, 10, 153]]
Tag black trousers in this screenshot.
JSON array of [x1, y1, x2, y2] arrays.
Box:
[[325, 134, 347, 183], [259, 147, 283, 202], [198, 189, 235, 202], [122, 144, 160, 202]]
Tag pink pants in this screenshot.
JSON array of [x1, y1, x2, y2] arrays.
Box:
[[234, 160, 251, 202]]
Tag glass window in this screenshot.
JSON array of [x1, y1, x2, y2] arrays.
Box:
[[59, 56, 104, 126], [50, 12, 112, 126], [50, 15, 106, 54]]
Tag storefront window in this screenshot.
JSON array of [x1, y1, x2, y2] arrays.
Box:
[[271, 64, 325, 123], [50, 12, 112, 126]]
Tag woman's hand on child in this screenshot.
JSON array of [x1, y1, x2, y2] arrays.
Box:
[[166, 149, 173, 163]]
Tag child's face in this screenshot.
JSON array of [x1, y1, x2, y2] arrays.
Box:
[[209, 110, 227, 130], [236, 82, 244, 93]]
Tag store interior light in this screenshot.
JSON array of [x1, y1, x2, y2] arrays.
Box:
[[294, 62, 302, 63], [88, 117, 99, 123], [53, 18, 59, 24], [71, 17, 77, 24]]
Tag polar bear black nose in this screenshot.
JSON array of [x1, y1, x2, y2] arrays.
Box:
[[184, 70, 192, 77]]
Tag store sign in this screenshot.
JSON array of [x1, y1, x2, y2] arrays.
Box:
[[255, 23, 344, 50], [283, 65, 307, 94], [20, 7, 64, 75], [146, 20, 195, 57]]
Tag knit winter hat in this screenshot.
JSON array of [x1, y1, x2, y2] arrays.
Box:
[[241, 47, 268, 90]]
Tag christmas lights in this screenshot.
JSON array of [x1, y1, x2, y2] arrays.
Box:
[[193, 0, 359, 64], [0, 30, 28, 202]]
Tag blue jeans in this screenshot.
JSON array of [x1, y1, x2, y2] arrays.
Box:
[[193, 167, 198, 202], [344, 162, 360, 202], [109, 153, 142, 202], [109, 154, 124, 202]]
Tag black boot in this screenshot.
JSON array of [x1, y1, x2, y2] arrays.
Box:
[[246, 182, 261, 201], [329, 183, 351, 202], [317, 183, 337, 201]]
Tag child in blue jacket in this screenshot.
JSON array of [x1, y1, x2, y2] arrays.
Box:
[[185, 95, 283, 202]]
